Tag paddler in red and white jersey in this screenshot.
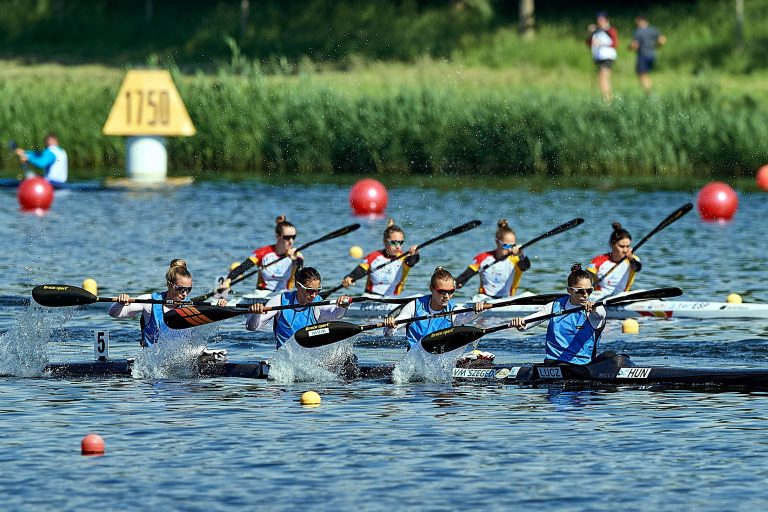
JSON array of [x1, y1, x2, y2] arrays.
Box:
[[587, 222, 642, 297], [340, 219, 420, 296], [220, 215, 303, 294], [455, 219, 531, 298]]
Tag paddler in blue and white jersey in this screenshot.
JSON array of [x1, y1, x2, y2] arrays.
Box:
[[14, 132, 68, 186], [455, 218, 531, 298], [383, 267, 488, 350], [246, 267, 352, 349], [510, 264, 607, 365], [109, 259, 228, 347], [340, 219, 420, 296]]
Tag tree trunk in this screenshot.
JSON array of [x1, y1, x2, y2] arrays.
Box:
[[735, 0, 744, 48]]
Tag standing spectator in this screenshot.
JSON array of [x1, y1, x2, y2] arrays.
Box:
[[586, 12, 618, 103], [631, 14, 666, 93]]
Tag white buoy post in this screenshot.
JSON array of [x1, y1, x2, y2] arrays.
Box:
[[126, 136, 168, 182]]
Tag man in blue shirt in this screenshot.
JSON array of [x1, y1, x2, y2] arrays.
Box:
[[15, 132, 68, 185], [631, 14, 667, 93]]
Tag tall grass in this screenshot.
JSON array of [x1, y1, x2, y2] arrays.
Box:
[[2, 68, 767, 180]]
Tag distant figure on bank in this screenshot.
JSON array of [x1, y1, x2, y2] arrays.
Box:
[[15, 132, 68, 185], [631, 14, 666, 93], [586, 12, 618, 103]]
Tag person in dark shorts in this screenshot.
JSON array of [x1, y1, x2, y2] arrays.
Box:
[[631, 14, 666, 93], [586, 12, 618, 103]]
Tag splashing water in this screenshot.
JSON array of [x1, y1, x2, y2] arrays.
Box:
[[131, 324, 220, 379], [391, 345, 462, 384], [0, 303, 74, 377], [268, 338, 356, 383]]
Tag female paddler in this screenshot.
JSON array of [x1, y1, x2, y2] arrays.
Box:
[[109, 259, 226, 347], [383, 267, 488, 350], [340, 219, 420, 296], [510, 264, 607, 365], [455, 219, 531, 298], [246, 267, 351, 349], [587, 222, 642, 297], [220, 215, 303, 294]]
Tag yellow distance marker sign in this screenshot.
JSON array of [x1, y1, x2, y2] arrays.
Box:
[[103, 70, 196, 136]]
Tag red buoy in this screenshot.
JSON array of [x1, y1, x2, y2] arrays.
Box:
[[757, 165, 768, 191], [81, 433, 105, 456], [349, 178, 388, 216], [17, 176, 54, 212], [697, 182, 738, 222]]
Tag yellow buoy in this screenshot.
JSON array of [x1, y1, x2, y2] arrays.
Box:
[[82, 278, 98, 296], [349, 246, 364, 259], [727, 293, 743, 304], [622, 318, 640, 334], [300, 391, 321, 406]]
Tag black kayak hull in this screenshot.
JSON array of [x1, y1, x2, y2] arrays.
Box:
[[40, 355, 768, 390]]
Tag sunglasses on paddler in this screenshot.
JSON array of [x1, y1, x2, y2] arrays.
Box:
[[297, 282, 323, 293], [387, 240, 405, 246], [567, 286, 594, 295], [496, 239, 515, 250], [281, 234, 297, 241], [168, 282, 193, 294], [433, 288, 456, 296]]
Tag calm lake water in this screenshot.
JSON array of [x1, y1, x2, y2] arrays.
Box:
[[1, 181, 767, 511]]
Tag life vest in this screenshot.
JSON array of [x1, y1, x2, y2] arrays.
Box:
[[46, 145, 68, 184]]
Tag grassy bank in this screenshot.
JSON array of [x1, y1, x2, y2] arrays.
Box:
[[2, 61, 768, 184]]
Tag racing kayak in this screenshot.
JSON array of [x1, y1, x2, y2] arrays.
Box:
[[43, 358, 394, 381], [470, 294, 768, 320], [40, 354, 768, 390], [452, 353, 768, 390], [335, 293, 768, 320]]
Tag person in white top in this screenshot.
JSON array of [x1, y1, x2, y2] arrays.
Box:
[[246, 267, 351, 349], [109, 259, 226, 348], [587, 222, 642, 297]]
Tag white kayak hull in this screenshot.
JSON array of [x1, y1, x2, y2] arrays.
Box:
[[338, 293, 768, 320]]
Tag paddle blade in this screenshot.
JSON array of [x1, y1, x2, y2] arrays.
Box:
[[294, 321, 364, 348], [164, 305, 247, 329], [421, 325, 486, 354], [603, 287, 683, 306], [32, 284, 96, 307]]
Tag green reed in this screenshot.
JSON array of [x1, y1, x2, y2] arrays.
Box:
[[2, 70, 767, 182]]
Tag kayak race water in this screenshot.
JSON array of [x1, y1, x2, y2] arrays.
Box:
[[2, 183, 768, 511]]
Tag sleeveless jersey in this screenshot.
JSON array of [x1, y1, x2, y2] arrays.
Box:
[[405, 295, 455, 349], [361, 250, 413, 296], [252, 245, 297, 291], [141, 292, 172, 347], [587, 253, 639, 295], [471, 251, 524, 298], [273, 291, 321, 348], [46, 145, 68, 184], [545, 296, 603, 365]]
